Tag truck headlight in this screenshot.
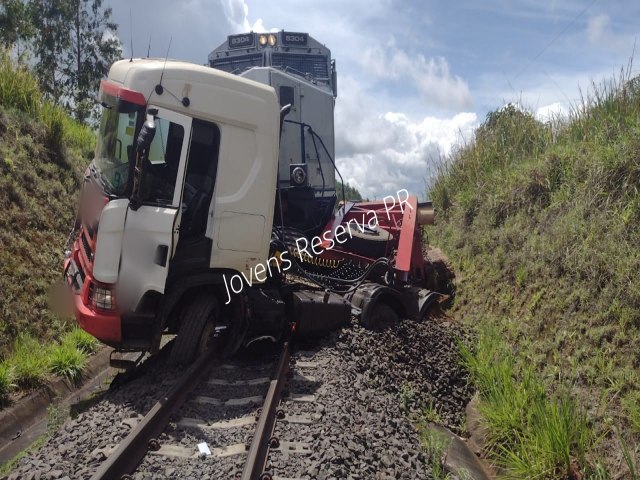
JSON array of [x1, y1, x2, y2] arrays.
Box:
[[89, 284, 116, 311]]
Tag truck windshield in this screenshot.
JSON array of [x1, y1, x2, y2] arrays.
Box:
[[93, 104, 141, 196]]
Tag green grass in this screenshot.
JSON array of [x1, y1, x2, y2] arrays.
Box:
[[49, 340, 86, 385], [0, 328, 98, 398], [459, 329, 590, 479], [422, 401, 442, 424], [428, 65, 640, 476], [10, 334, 49, 388], [0, 50, 40, 115], [0, 361, 15, 405], [0, 49, 95, 365], [419, 427, 453, 480], [65, 327, 99, 355], [622, 391, 640, 433], [399, 382, 416, 414]]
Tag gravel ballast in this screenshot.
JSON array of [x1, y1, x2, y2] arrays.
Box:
[[7, 314, 471, 479]]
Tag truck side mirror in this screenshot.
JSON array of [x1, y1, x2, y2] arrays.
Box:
[[130, 109, 158, 211], [136, 114, 156, 153]]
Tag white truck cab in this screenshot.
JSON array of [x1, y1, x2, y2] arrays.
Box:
[[65, 59, 289, 360]]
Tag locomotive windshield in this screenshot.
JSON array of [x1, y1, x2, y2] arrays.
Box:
[[271, 53, 330, 82]]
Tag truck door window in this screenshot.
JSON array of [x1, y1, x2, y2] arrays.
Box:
[[181, 119, 220, 238], [139, 117, 185, 206]]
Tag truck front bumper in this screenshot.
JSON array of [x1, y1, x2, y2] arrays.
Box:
[[64, 246, 122, 344]]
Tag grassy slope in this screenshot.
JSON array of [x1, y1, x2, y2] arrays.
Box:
[[429, 76, 640, 477], [0, 52, 94, 360]]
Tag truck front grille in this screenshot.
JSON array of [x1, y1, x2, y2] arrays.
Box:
[[81, 231, 93, 262]]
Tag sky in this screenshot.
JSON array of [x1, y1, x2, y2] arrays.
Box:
[[108, 0, 639, 200]]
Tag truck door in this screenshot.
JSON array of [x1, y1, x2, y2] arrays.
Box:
[[116, 107, 192, 311]]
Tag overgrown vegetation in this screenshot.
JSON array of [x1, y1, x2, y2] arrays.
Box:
[[0, 52, 96, 401], [460, 330, 591, 478], [0, 328, 98, 403], [429, 67, 640, 477]]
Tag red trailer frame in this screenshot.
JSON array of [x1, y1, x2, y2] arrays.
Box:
[[317, 194, 427, 285]]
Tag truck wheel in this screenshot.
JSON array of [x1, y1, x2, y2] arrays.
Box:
[[424, 247, 455, 297], [344, 226, 393, 258], [169, 295, 219, 366]]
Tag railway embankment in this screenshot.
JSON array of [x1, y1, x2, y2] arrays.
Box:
[[0, 52, 97, 409], [429, 75, 640, 478]]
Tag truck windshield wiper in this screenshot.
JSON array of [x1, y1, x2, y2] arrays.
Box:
[[89, 161, 117, 197], [92, 160, 131, 196]]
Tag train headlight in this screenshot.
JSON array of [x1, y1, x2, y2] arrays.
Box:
[[268, 34, 277, 46], [290, 164, 307, 186], [259, 34, 268, 46]]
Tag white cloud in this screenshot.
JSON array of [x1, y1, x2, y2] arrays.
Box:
[[362, 46, 473, 110], [535, 102, 568, 122], [335, 76, 477, 200], [221, 0, 249, 32], [585, 13, 634, 51], [587, 14, 610, 44]]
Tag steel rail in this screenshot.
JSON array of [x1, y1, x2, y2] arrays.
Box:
[[241, 340, 291, 480], [90, 347, 218, 480]]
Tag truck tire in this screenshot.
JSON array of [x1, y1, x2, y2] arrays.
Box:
[[344, 226, 393, 258], [169, 295, 219, 366], [424, 247, 455, 298]]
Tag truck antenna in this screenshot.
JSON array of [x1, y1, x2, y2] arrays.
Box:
[[159, 36, 172, 86], [129, 8, 134, 62]]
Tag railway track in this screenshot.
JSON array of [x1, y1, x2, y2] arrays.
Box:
[[7, 316, 472, 479], [90, 340, 320, 480]]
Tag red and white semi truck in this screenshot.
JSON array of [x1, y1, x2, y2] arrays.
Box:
[[62, 32, 452, 366]]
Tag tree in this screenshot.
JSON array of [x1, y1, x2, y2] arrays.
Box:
[[336, 181, 363, 203], [29, 0, 70, 102], [2, 0, 121, 123], [0, 0, 35, 58], [61, 0, 121, 122]]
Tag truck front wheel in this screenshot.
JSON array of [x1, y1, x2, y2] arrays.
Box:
[[169, 294, 219, 366]]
